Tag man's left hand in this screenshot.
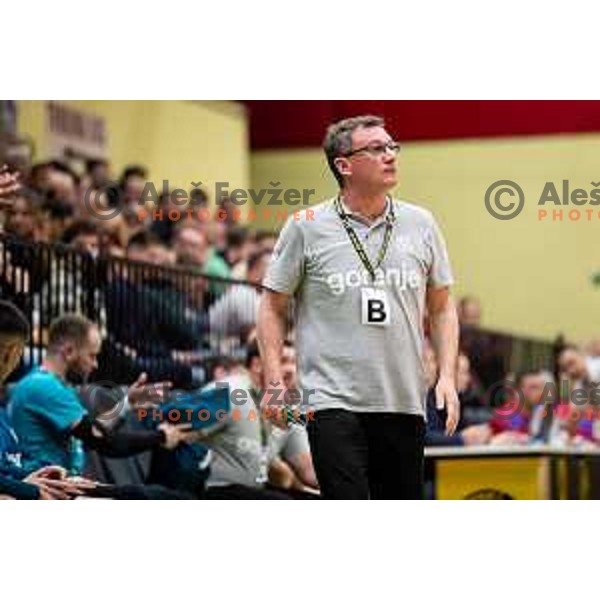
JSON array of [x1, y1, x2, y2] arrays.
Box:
[[435, 375, 460, 435]]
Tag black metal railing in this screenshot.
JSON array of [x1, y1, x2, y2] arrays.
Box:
[[460, 325, 561, 390], [1, 233, 262, 388]]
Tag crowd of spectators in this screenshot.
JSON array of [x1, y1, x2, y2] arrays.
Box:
[[0, 159, 278, 387], [427, 295, 600, 450]]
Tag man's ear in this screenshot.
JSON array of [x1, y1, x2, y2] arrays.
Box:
[[334, 157, 351, 178], [61, 341, 76, 361]]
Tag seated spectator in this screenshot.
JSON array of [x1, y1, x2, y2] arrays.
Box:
[[0, 300, 85, 499], [1, 187, 49, 312], [454, 369, 562, 447], [174, 224, 232, 298], [184, 341, 318, 499], [0, 164, 20, 203], [150, 190, 183, 243], [423, 342, 491, 446], [209, 249, 271, 340], [210, 219, 229, 258], [3, 186, 44, 243], [223, 227, 255, 278], [255, 230, 278, 253], [31, 161, 79, 207], [103, 231, 208, 387], [458, 295, 482, 327], [456, 352, 488, 425], [264, 341, 319, 494], [119, 165, 147, 210], [558, 345, 600, 387], [61, 220, 100, 256], [459, 307, 508, 389], [28, 219, 104, 346], [190, 186, 209, 207], [86, 158, 110, 189], [8, 314, 192, 475], [39, 196, 74, 243], [483, 370, 554, 445], [206, 356, 238, 383], [216, 195, 240, 226]]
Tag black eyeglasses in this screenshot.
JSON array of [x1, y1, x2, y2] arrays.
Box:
[[343, 141, 401, 158]]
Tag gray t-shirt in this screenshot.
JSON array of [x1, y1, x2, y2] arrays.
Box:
[[263, 197, 454, 417], [204, 375, 311, 488]]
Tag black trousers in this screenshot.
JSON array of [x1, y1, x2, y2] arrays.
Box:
[[306, 409, 425, 500]]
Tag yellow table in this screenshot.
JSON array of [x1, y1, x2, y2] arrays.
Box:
[[425, 446, 600, 499]]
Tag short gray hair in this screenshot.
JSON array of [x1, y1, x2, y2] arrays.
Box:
[[323, 115, 385, 187]]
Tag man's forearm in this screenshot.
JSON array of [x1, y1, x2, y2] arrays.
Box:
[[429, 296, 459, 380], [72, 416, 165, 458], [256, 292, 288, 382], [0, 473, 39, 500]]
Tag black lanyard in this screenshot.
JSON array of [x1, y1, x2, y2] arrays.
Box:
[[335, 196, 395, 282]]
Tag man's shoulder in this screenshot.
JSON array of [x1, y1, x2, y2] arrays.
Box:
[[11, 370, 52, 393], [392, 198, 437, 224], [283, 198, 336, 231], [10, 370, 70, 405]]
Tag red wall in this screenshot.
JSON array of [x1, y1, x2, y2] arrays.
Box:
[[243, 101, 600, 148]]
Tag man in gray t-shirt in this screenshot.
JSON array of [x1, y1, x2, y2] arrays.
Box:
[[257, 115, 460, 499], [199, 341, 317, 496]]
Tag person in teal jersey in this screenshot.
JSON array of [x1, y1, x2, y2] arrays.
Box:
[[9, 313, 194, 475]]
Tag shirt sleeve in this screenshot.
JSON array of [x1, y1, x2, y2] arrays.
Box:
[[279, 426, 311, 462], [30, 377, 87, 434], [263, 217, 305, 295], [0, 473, 39, 500], [426, 214, 454, 288]]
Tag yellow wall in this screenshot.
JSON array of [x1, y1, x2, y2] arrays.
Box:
[[251, 135, 600, 342], [17, 100, 250, 197]]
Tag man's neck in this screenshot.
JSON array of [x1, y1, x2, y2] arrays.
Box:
[[340, 189, 388, 223], [41, 355, 67, 380]]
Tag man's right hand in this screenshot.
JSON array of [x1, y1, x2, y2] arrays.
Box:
[[37, 484, 70, 500], [26, 465, 68, 481], [158, 422, 195, 450], [33, 480, 82, 500], [25, 468, 96, 499]]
